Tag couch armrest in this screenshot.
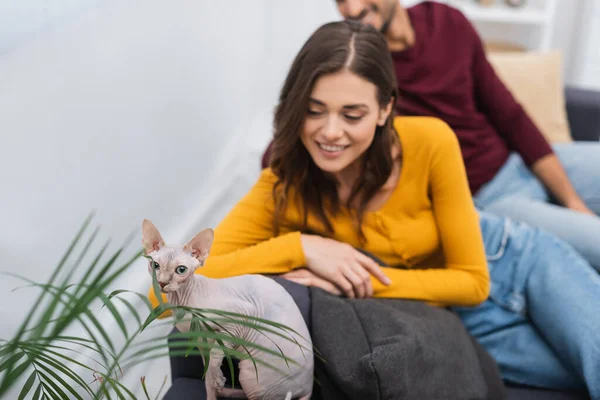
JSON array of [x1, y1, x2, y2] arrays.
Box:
[[565, 86, 600, 142]]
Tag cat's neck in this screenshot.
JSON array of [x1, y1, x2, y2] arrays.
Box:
[[166, 274, 206, 306]]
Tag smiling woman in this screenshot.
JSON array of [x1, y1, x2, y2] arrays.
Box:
[[270, 20, 398, 242]]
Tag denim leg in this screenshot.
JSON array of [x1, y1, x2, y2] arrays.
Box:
[[475, 143, 600, 212], [474, 153, 548, 208], [454, 212, 594, 393], [457, 301, 584, 391], [525, 230, 600, 399], [483, 197, 600, 270], [475, 146, 600, 270]]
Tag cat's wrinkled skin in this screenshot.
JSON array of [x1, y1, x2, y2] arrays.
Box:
[[142, 219, 313, 400]]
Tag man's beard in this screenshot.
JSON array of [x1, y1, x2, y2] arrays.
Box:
[[347, 1, 399, 35], [347, 1, 408, 45]]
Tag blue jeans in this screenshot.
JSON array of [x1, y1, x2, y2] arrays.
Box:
[[454, 211, 600, 399], [474, 143, 600, 270]]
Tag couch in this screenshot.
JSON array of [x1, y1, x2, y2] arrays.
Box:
[[162, 86, 599, 400]]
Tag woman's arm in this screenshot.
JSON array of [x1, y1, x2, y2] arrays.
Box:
[[372, 121, 490, 307]]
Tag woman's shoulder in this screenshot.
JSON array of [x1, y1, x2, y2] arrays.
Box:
[[393, 116, 460, 154], [248, 168, 279, 194], [258, 167, 278, 183]]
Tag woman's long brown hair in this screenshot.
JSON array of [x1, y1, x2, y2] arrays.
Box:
[[269, 20, 398, 242]]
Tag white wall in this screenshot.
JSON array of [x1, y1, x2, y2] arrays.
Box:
[[0, 0, 102, 54], [0, 0, 337, 397], [568, 0, 600, 89]]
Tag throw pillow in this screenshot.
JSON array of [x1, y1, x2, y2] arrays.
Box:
[[487, 50, 572, 143]]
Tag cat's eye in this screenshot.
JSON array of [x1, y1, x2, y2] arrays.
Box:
[[152, 261, 160, 270], [175, 265, 187, 275]]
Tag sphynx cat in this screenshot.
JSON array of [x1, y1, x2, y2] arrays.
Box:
[[142, 219, 313, 400]]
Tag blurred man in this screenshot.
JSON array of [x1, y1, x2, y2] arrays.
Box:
[[262, 0, 600, 269]]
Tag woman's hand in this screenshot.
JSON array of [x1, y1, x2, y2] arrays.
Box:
[[281, 268, 343, 296], [300, 234, 391, 299]]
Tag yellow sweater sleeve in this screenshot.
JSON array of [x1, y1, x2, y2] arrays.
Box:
[[148, 169, 306, 309], [372, 120, 490, 307], [201, 169, 306, 277]]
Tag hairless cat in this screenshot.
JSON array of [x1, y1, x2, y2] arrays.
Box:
[[142, 219, 313, 400]]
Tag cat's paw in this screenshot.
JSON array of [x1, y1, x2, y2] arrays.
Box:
[[206, 369, 226, 389], [211, 374, 226, 388]]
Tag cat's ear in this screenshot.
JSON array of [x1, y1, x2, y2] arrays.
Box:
[[142, 219, 165, 255], [183, 228, 214, 265]]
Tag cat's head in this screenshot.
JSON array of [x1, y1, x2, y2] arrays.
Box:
[[141, 219, 214, 293]]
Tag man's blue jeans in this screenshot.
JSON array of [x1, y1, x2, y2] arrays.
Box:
[[474, 143, 600, 270], [454, 211, 600, 398]]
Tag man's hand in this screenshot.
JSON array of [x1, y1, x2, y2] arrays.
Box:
[[532, 154, 595, 216], [282, 268, 343, 296]]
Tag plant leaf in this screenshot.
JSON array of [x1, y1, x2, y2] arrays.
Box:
[[107, 290, 153, 312], [30, 214, 95, 341], [0, 214, 93, 395], [63, 225, 101, 286], [121, 348, 287, 378], [62, 239, 110, 322], [151, 266, 163, 307], [31, 383, 42, 400], [35, 370, 66, 400], [94, 373, 136, 400], [115, 297, 143, 328], [0, 344, 12, 359], [203, 308, 307, 338], [17, 370, 36, 400], [25, 342, 108, 372], [216, 337, 236, 387], [105, 377, 137, 400], [97, 293, 128, 339], [173, 308, 186, 325], [123, 341, 289, 377], [153, 375, 168, 400], [140, 376, 151, 400], [164, 329, 299, 361], [23, 346, 96, 397], [0, 351, 25, 373], [34, 361, 85, 400], [193, 317, 211, 379], [83, 307, 117, 353], [205, 319, 257, 383], [141, 303, 173, 331]]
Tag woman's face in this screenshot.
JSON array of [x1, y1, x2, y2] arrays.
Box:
[[301, 70, 392, 179]]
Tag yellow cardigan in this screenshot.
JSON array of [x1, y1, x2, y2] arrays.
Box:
[[149, 117, 489, 309]]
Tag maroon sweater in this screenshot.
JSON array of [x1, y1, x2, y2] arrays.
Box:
[[261, 1, 553, 194], [393, 1, 552, 193]]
